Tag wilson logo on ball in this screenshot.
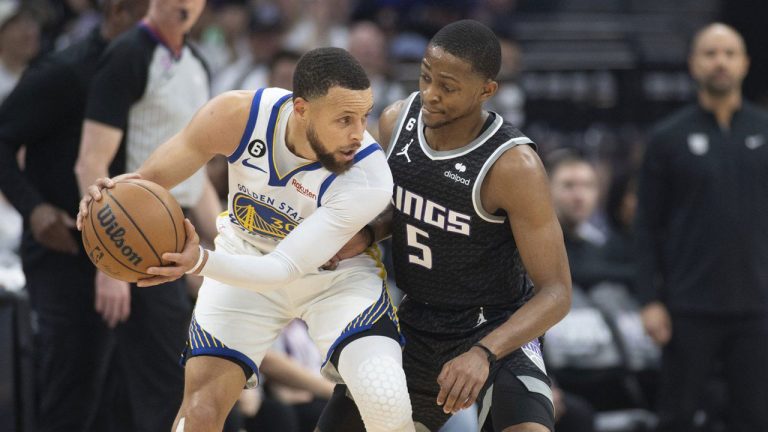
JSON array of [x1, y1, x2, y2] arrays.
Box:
[[82, 179, 186, 283], [97, 204, 144, 266], [89, 245, 105, 264]]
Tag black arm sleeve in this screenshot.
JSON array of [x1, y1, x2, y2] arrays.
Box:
[[85, 31, 151, 129], [634, 133, 669, 305], [0, 60, 79, 219]]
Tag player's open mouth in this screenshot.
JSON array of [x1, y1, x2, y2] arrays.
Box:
[[340, 149, 356, 161]]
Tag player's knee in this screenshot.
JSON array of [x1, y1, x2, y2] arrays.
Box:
[[344, 355, 413, 431], [177, 394, 226, 432]]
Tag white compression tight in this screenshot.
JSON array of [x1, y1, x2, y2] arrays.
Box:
[[337, 336, 415, 432]]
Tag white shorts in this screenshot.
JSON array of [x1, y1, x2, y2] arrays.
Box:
[[181, 221, 400, 388]]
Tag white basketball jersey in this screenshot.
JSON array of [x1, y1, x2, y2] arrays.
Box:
[[225, 88, 386, 253]]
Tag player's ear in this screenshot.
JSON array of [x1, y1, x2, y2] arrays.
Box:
[[293, 97, 309, 121], [479, 80, 498, 103]]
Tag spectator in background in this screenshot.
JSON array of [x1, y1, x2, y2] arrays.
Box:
[[284, 0, 350, 52], [211, 6, 286, 95], [0, 1, 149, 430], [601, 170, 638, 291], [74, 0, 217, 430], [54, 0, 100, 50], [547, 150, 608, 289], [0, 4, 41, 101], [486, 34, 525, 127], [549, 150, 639, 293], [267, 49, 301, 90], [196, 0, 250, 77], [636, 23, 768, 432], [347, 20, 404, 130]]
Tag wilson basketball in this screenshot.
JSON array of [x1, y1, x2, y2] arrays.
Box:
[[81, 179, 186, 282]]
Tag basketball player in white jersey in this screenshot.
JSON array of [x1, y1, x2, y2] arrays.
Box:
[[77, 47, 414, 432]]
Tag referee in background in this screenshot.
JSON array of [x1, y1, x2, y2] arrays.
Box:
[[74, 0, 219, 430], [636, 23, 768, 432]]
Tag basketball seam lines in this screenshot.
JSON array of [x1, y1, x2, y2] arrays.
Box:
[[88, 199, 153, 277], [129, 181, 181, 253], [105, 188, 164, 265]]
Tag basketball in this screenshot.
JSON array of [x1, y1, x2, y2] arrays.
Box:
[[81, 179, 186, 283]]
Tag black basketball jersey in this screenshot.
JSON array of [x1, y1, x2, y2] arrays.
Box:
[[388, 92, 535, 310]]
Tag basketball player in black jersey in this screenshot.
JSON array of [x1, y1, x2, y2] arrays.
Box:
[[320, 20, 572, 432]]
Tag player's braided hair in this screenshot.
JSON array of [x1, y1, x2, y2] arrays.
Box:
[[429, 20, 501, 80], [293, 47, 370, 101]]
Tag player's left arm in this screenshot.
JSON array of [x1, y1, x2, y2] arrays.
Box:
[[437, 145, 572, 413], [478, 145, 571, 356]]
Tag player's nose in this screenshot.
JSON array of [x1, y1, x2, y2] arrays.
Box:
[[349, 122, 365, 143], [422, 84, 440, 104]]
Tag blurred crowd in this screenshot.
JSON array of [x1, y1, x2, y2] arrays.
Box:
[[1, 1, 764, 432]]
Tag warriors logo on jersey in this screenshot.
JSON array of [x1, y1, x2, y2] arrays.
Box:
[[231, 192, 297, 239]]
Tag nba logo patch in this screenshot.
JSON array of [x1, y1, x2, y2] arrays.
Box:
[[687, 133, 708, 156]]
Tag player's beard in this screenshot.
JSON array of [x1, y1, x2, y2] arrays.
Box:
[[307, 124, 353, 174]]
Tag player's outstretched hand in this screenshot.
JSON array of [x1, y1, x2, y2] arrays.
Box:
[[76, 172, 142, 231], [140, 219, 201, 287], [436, 347, 490, 414]]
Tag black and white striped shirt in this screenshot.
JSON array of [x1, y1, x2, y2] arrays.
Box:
[[86, 22, 210, 208]]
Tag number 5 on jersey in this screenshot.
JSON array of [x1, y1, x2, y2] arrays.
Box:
[[406, 224, 432, 269]]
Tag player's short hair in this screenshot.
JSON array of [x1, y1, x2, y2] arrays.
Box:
[[293, 47, 370, 101], [429, 20, 501, 80]]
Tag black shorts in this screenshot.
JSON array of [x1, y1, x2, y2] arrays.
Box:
[[399, 300, 555, 431]]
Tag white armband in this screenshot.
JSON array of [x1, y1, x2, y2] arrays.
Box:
[[185, 246, 207, 274]]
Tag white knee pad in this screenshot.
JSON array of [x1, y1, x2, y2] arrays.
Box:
[[338, 336, 414, 432]]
